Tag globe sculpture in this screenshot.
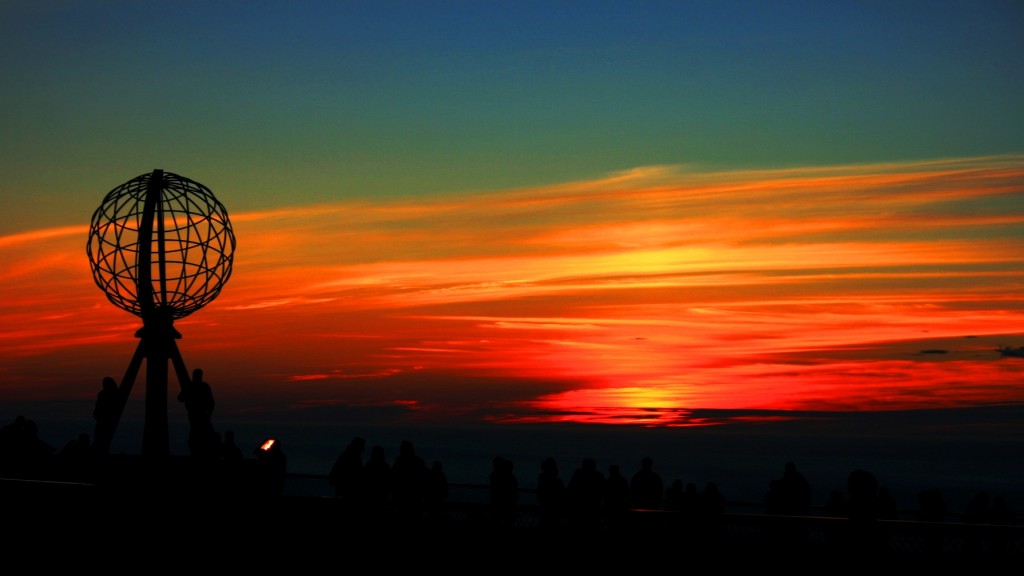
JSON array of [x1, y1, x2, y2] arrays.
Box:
[[87, 169, 235, 457]]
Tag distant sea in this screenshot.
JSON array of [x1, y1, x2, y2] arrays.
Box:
[[16, 404, 1024, 520]]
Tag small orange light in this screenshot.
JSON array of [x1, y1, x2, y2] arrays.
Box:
[[259, 438, 276, 451]]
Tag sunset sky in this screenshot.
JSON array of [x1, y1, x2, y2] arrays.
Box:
[[2, 1, 1023, 435]]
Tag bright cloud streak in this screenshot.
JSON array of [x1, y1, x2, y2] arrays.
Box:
[[2, 156, 1023, 426]]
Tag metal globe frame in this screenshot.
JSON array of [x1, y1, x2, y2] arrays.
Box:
[[88, 170, 234, 320], [86, 169, 235, 457]]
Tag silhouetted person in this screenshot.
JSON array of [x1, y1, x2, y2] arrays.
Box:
[[765, 462, 812, 548], [566, 457, 605, 530], [0, 416, 25, 474], [697, 481, 726, 549], [489, 456, 519, 529], [329, 436, 366, 509], [875, 485, 898, 520], [604, 464, 630, 530], [783, 462, 812, 544], [58, 433, 91, 460], [630, 456, 664, 510], [214, 429, 243, 494], [917, 488, 946, 523], [989, 495, 1016, 558], [0, 415, 26, 455], [665, 481, 702, 537], [681, 481, 701, 518], [391, 440, 429, 522], [537, 457, 566, 530], [92, 376, 121, 456], [963, 490, 991, 525], [845, 468, 888, 557], [426, 460, 448, 522], [989, 495, 1015, 525], [764, 479, 783, 515], [846, 468, 878, 522], [824, 489, 847, 518], [178, 368, 217, 459], [664, 479, 685, 512], [220, 430, 243, 462], [363, 444, 393, 519], [775, 461, 811, 516], [0, 416, 55, 477], [962, 490, 993, 557], [56, 432, 92, 481], [917, 488, 947, 556]]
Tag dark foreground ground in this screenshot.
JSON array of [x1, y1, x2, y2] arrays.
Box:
[[3, 461, 1020, 572]]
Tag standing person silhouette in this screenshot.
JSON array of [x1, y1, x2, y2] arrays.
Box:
[[178, 368, 216, 459], [630, 456, 664, 510], [329, 436, 366, 512], [537, 457, 566, 530], [363, 444, 394, 523], [426, 460, 449, 522], [220, 430, 243, 462], [566, 457, 606, 530], [391, 440, 429, 523], [489, 456, 519, 529], [92, 376, 121, 457], [604, 464, 631, 530]]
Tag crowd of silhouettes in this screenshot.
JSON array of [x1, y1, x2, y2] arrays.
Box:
[[0, 415, 56, 477], [2, 413, 1020, 558], [324, 436, 451, 530]]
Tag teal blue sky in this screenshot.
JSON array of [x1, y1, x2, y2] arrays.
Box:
[[2, 0, 1022, 234]]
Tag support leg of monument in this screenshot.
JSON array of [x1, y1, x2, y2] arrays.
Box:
[[120, 337, 145, 404], [142, 331, 170, 458], [94, 337, 145, 457], [168, 338, 190, 399]]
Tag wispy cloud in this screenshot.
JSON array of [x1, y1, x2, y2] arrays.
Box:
[[2, 156, 1023, 423]]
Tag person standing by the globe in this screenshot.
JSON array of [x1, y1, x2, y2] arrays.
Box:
[[179, 368, 216, 459], [93, 376, 121, 456]]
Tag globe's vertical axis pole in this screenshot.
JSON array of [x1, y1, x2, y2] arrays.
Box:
[[137, 169, 171, 457]]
